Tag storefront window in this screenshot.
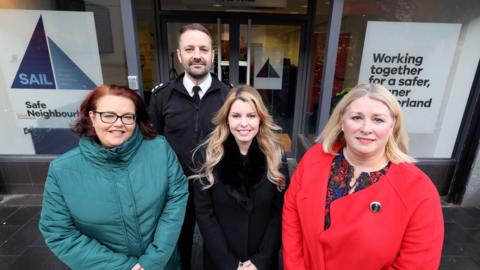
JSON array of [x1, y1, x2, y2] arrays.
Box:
[[0, 0, 129, 155], [135, 0, 159, 104], [304, 0, 331, 142], [331, 0, 480, 158]]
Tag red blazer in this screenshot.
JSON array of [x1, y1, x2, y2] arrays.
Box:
[[282, 144, 444, 270]]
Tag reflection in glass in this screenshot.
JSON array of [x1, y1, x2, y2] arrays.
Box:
[[240, 24, 301, 152], [337, 0, 480, 158], [135, 0, 160, 98], [304, 0, 331, 142]]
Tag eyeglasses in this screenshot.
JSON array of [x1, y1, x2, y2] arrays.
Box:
[[91, 111, 136, 125]]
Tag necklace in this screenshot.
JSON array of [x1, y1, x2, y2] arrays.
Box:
[[348, 173, 362, 194]]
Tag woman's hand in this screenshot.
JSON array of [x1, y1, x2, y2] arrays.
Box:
[[238, 260, 258, 270], [131, 263, 144, 270]]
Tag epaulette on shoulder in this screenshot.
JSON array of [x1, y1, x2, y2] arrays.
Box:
[[151, 81, 170, 95], [220, 81, 233, 89]]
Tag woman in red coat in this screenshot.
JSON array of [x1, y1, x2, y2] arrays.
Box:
[[282, 83, 443, 270]]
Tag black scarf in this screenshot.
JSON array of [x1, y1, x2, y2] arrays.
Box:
[[216, 135, 267, 200]]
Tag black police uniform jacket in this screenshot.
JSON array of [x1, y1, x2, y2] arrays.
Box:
[[148, 73, 230, 176], [194, 136, 287, 270]]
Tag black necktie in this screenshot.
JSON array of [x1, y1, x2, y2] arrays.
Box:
[[192, 86, 201, 105]]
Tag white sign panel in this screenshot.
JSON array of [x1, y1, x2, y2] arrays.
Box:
[[0, 9, 102, 154], [253, 45, 284, 90], [358, 21, 461, 133]]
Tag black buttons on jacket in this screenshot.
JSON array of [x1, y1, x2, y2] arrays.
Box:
[[369, 201, 382, 213]]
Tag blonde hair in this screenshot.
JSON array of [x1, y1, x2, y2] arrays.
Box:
[[317, 83, 416, 163], [190, 85, 286, 190]]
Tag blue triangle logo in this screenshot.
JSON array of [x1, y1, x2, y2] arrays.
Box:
[[48, 37, 96, 90], [11, 16, 96, 90], [11, 16, 56, 89]]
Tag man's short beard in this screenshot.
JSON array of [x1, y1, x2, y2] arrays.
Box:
[[187, 69, 209, 80]]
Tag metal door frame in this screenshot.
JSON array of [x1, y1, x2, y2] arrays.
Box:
[[155, 10, 310, 156]]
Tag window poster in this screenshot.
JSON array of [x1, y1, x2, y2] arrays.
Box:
[[253, 44, 284, 90], [0, 9, 102, 154], [358, 21, 461, 133]]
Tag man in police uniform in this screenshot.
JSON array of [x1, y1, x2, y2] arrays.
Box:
[[148, 23, 230, 270]]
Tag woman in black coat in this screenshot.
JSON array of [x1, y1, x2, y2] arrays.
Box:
[[190, 85, 288, 270]]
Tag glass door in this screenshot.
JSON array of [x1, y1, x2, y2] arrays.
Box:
[[163, 20, 303, 153], [238, 22, 302, 152]]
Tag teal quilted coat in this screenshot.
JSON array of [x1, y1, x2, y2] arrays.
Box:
[[39, 128, 188, 270]]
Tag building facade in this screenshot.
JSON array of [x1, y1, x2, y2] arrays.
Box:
[[0, 0, 479, 205]]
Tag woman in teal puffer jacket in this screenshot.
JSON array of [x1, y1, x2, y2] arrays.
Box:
[[39, 85, 188, 270]]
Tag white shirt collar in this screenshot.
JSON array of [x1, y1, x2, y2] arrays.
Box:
[[182, 73, 212, 99]]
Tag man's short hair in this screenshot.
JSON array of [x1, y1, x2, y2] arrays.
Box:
[[178, 23, 213, 47]]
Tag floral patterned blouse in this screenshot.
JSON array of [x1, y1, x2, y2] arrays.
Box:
[[324, 150, 390, 230]]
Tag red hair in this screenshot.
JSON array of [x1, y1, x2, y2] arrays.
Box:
[[73, 84, 156, 139]]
